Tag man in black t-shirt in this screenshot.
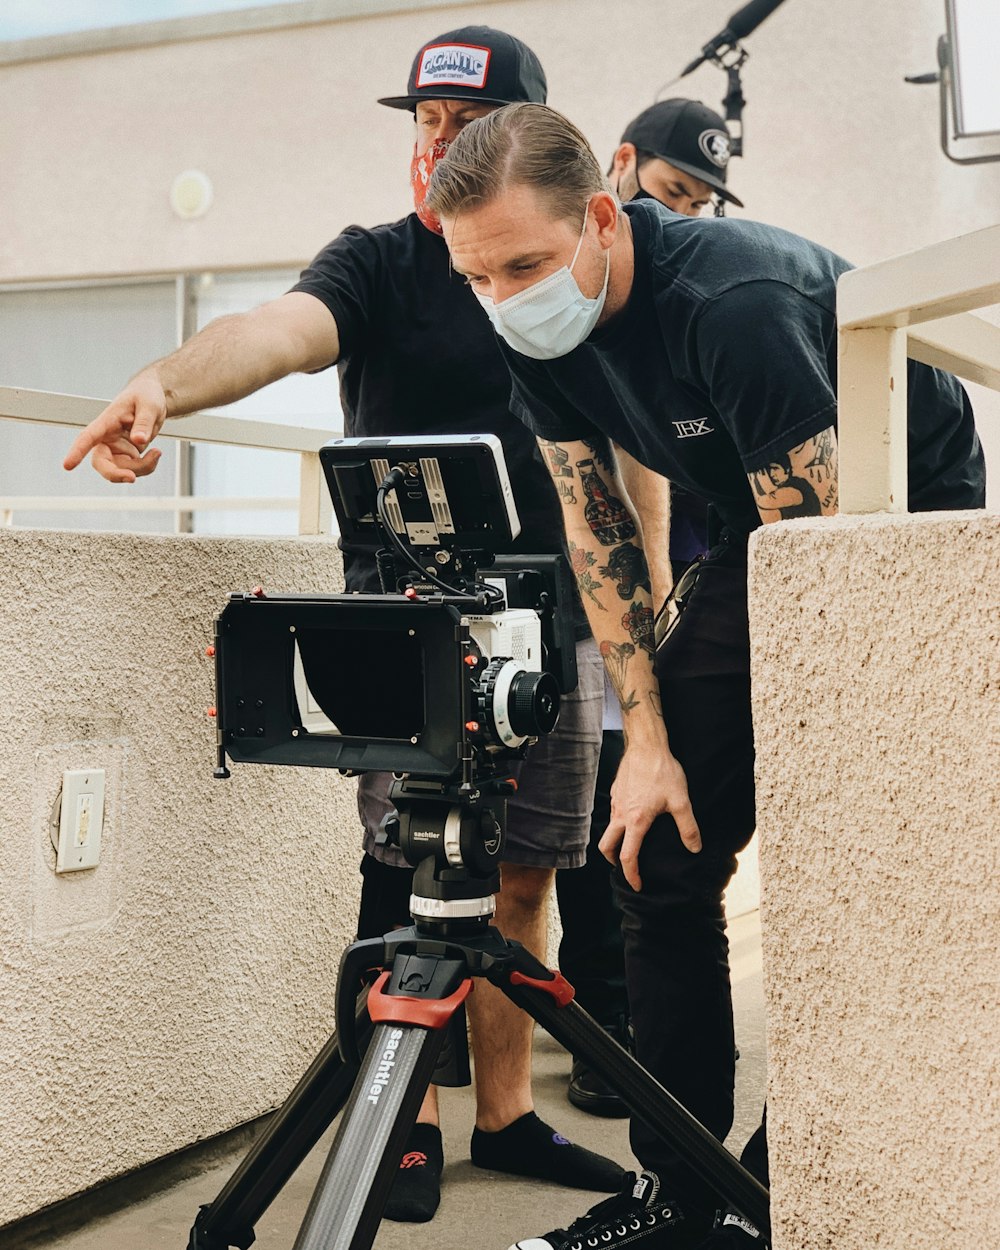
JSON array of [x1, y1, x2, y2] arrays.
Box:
[[62, 32, 623, 1225], [425, 103, 985, 1250], [557, 98, 748, 1121]]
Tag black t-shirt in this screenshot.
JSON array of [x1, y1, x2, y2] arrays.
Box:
[[291, 213, 575, 600], [502, 199, 985, 533]]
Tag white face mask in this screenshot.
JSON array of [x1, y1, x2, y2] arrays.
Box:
[[472, 205, 611, 360]]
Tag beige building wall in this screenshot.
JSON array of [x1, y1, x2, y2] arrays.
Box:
[[748, 512, 999, 1250], [2, 0, 998, 482], [0, 528, 360, 1227]]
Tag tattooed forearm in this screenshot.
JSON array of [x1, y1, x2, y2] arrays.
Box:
[[567, 539, 608, 610], [539, 435, 664, 731], [749, 425, 839, 524]]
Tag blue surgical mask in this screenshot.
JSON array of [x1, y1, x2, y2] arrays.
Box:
[[473, 207, 611, 360]]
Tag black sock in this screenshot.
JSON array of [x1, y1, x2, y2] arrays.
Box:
[[383, 1123, 444, 1223], [470, 1111, 626, 1192]]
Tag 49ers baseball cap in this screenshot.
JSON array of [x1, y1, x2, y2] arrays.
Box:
[[621, 99, 744, 207], [378, 25, 547, 111]]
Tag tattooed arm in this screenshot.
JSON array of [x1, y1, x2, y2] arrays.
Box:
[[538, 437, 701, 888], [612, 445, 673, 612], [749, 426, 839, 525]]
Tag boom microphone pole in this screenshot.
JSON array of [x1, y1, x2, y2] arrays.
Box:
[[680, 0, 790, 78]]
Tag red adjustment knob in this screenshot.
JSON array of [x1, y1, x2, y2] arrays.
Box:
[[404, 587, 419, 600], [207, 707, 217, 718], [464, 654, 478, 667], [205, 645, 216, 658], [251, 585, 265, 598], [465, 720, 480, 732]]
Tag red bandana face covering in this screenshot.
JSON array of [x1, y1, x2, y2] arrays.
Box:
[[410, 137, 450, 235]]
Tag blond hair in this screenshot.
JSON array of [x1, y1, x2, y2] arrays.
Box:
[[425, 102, 611, 223]]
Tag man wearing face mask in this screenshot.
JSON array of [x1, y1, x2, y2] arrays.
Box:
[[62, 26, 623, 1226], [426, 103, 985, 1250], [556, 99, 745, 1121]]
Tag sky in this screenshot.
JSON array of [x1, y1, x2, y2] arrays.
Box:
[[0, 0, 294, 41]]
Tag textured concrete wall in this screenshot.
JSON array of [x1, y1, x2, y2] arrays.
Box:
[[0, 529, 361, 1227], [748, 512, 999, 1250]]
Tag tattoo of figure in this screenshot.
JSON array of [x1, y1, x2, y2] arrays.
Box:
[[542, 441, 573, 478], [576, 458, 637, 546], [622, 601, 654, 655], [599, 640, 639, 713], [568, 540, 607, 610], [557, 479, 578, 505], [600, 542, 651, 600], [750, 451, 822, 521]]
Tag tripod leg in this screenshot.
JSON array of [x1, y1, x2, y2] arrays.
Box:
[[500, 965, 771, 1242], [290, 1019, 448, 1250], [188, 997, 371, 1250]]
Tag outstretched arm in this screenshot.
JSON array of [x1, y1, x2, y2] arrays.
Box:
[[63, 291, 340, 483], [538, 436, 700, 891]]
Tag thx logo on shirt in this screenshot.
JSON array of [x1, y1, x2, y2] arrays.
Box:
[[417, 43, 491, 89], [672, 418, 715, 438]]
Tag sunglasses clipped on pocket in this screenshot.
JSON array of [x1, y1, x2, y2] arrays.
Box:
[[653, 555, 706, 652]]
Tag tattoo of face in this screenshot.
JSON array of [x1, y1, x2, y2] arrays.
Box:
[[542, 441, 573, 478], [751, 452, 823, 520], [599, 542, 651, 600], [622, 601, 654, 655], [576, 458, 637, 546], [599, 639, 639, 713], [568, 541, 607, 609]]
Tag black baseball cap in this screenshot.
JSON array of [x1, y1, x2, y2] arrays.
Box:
[[378, 25, 547, 111], [621, 99, 744, 207]]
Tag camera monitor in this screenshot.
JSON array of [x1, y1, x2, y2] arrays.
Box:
[[321, 434, 519, 553]]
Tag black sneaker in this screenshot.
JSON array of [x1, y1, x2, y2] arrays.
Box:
[[694, 1209, 767, 1247], [509, 1171, 703, 1249], [567, 1058, 630, 1118], [567, 1018, 631, 1119]]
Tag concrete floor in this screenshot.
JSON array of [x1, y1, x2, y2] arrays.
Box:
[[7, 910, 765, 1250]]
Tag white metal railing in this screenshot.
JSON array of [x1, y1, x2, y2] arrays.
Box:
[[0, 385, 339, 534], [837, 222, 1000, 514]]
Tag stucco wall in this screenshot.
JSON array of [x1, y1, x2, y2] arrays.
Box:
[[0, 529, 361, 1227], [748, 512, 999, 1250]]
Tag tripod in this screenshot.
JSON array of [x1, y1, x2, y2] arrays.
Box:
[[187, 778, 770, 1250]]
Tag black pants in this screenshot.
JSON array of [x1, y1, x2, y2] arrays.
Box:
[[555, 729, 627, 1026], [615, 535, 761, 1217]]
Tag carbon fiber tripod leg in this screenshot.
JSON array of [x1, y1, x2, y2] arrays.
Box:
[[290, 1019, 448, 1250], [187, 998, 370, 1250]]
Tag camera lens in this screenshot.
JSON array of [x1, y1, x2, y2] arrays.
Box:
[[507, 670, 560, 738]]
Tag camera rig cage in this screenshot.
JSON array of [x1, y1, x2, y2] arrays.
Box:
[[211, 434, 576, 783]]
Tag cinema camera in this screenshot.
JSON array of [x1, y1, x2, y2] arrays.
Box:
[[211, 433, 575, 902]]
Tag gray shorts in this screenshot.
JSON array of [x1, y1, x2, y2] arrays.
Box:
[[358, 636, 603, 870]]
